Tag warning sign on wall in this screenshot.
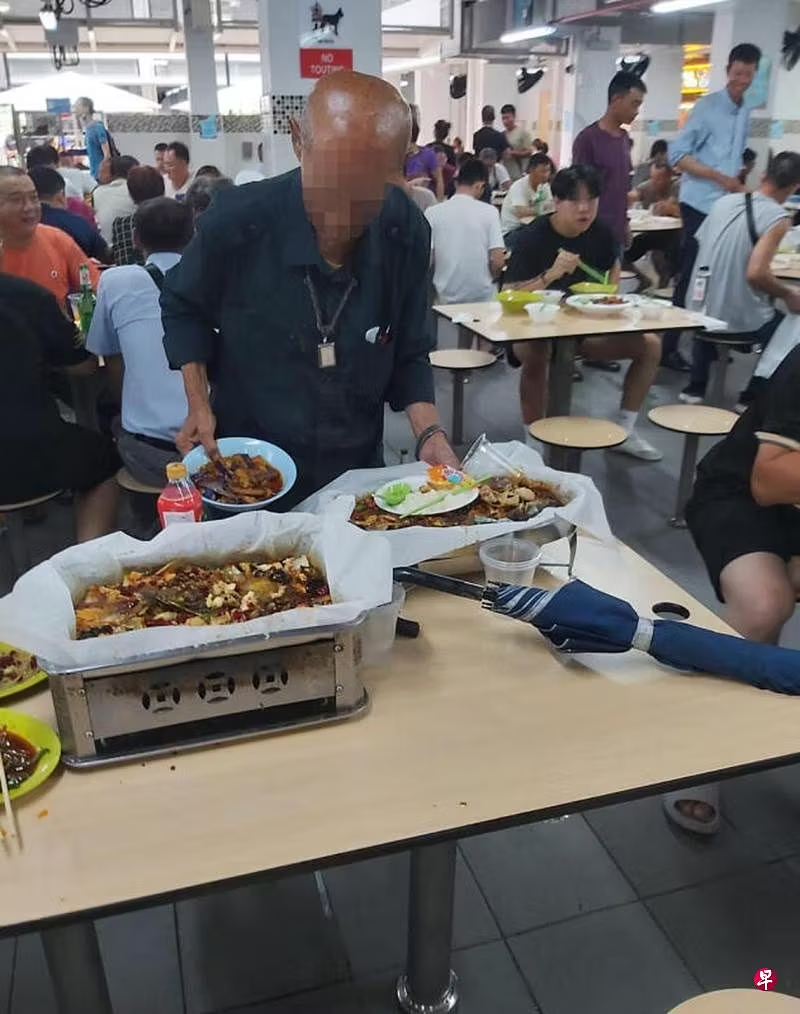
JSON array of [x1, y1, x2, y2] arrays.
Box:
[[299, 2, 354, 79]]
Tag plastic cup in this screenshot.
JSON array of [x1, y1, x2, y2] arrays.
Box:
[[67, 293, 81, 329], [460, 434, 522, 481], [360, 583, 406, 666], [479, 535, 542, 586], [525, 302, 559, 324], [539, 290, 564, 306]]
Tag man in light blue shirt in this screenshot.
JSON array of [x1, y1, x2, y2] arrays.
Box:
[[663, 43, 761, 370], [73, 96, 111, 181], [87, 197, 194, 491]]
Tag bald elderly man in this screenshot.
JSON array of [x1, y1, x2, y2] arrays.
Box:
[[162, 71, 457, 506]]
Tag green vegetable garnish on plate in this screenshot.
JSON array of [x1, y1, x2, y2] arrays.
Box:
[[381, 482, 412, 507]]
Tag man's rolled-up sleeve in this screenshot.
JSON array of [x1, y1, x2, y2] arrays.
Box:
[[386, 219, 436, 412], [669, 100, 708, 167], [160, 202, 230, 370]]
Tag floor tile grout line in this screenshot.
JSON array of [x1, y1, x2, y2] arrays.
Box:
[[172, 902, 189, 1014], [641, 895, 710, 994], [498, 935, 545, 1014], [6, 936, 18, 1014]]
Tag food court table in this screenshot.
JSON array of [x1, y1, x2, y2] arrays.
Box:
[[629, 215, 682, 234], [4, 538, 800, 1013], [772, 254, 800, 281], [434, 300, 703, 418]]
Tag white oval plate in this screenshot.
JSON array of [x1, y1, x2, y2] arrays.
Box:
[[565, 294, 638, 317], [373, 475, 479, 516]]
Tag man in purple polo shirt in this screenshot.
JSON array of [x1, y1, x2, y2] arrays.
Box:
[[573, 71, 646, 251], [572, 71, 647, 374]]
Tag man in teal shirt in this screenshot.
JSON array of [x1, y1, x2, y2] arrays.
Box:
[[663, 42, 761, 370]]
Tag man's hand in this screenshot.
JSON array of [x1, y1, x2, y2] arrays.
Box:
[[548, 249, 581, 281], [176, 405, 218, 458], [419, 430, 460, 469], [721, 174, 746, 194], [783, 287, 800, 315]]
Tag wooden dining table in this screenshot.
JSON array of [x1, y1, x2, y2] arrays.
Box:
[[772, 254, 800, 281], [434, 299, 703, 419], [629, 215, 682, 234], [4, 536, 800, 1014]]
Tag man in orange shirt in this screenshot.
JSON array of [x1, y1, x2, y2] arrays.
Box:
[[0, 166, 98, 306]]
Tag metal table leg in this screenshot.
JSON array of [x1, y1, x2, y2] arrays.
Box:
[[547, 337, 577, 418], [670, 432, 700, 529], [41, 920, 113, 1014], [396, 841, 459, 1014], [708, 348, 729, 407], [456, 325, 473, 351], [451, 371, 469, 446]]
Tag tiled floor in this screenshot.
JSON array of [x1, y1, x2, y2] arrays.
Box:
[[5, 335, 800, 1013]]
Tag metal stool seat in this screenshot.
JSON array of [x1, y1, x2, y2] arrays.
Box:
[[0, 489, 62, 585], [648, 404, 737, 527], [528, 416, 626, 472], [668, 989, 800, 1012], [429, 349, 496, 446], [694, 330, 755, 407], [650, 286, 675, 301], [115, 468, 162, 497]]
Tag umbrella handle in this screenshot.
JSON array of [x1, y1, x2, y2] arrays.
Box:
[[393, 567, 486, 602]]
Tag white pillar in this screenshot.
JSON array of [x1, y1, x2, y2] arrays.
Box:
[[258, 0, 382, 178], [635, 45, 684, 163], [561, 25, 622, 165], [709, 0, 791, 171], [184, 4, 226, 173]]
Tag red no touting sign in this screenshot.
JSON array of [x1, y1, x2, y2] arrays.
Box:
[[300, 48, 353, 78]]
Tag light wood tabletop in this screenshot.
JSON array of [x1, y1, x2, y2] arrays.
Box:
[[629, 216, 682, 233], [4, 538, 800, 935], [669, 990, 800, 1012], [434, 300, 702, 344], [772, 255, 800, 281]]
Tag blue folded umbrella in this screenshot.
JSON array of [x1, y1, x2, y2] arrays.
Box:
[[488, 579, 800, 694]]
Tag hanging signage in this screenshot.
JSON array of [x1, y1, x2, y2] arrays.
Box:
[[299, 2, 354, 79], [46, 98, 71, 114]]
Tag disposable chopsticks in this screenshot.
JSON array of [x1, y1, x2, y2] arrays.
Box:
[[0, 749, 19, 847]]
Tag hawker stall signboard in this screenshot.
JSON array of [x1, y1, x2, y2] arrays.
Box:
[[299, 1, 353, 79]]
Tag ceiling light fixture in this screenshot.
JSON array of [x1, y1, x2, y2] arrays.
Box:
[[39, 2, 58, 31], [500, 24, 557, 44], [651, 0, 728, 13], [0, 2, 10, 13]]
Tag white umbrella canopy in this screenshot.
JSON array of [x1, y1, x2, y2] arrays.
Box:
[[0, 72, 158, 114], [172, 82, 261, 115]]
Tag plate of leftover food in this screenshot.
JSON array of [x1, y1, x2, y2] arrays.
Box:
[[354, 472, 567, 531], [373, 466, 480, 517], [565, 294, 637, 316], [184, 437, 297, 511], [0, 709, 60, 802], [73, 555, 332, 639], [0, 644, 48, 700]]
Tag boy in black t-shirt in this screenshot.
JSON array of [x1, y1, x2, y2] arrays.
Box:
[[687, 345, 800, 644], [504, 165, 662, 461]]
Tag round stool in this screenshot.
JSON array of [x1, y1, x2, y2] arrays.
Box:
[[648, 404, 737, 527], [668, 989, 800, 1013], [694, 331, 755, 407], [528, 416, 627, 472], [650, 286, 675, 301], [618, 269, 639, 294], [115, 468, 162, 497], [429, 349, 497, 446], [0, 490, 62, 585]]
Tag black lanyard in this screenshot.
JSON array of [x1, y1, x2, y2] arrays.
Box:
[[304, 269, 357, 345]]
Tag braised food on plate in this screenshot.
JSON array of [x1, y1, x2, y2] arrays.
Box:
[[590, 296, 626, 305], [192, 453, 284, 505], [0, 726, 47, 790], [351, 473, 567, 531], [74, 556, 331, 639]]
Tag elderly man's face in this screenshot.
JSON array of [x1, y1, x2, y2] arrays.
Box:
[[164, 151, 189, 187], [295, 120, 404, 245], [0, 174, 41, 244]]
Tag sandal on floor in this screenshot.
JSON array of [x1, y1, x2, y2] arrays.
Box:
[[662, 785, 721, 836]]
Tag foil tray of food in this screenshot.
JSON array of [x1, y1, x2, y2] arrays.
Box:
[[298, 440, 612, 569]]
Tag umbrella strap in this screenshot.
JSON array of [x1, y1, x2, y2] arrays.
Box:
[[632, 617, 654, 652]]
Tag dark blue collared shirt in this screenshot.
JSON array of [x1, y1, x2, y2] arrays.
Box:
[[40, 203, 108, 262], [161, 169, 435, 503]]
